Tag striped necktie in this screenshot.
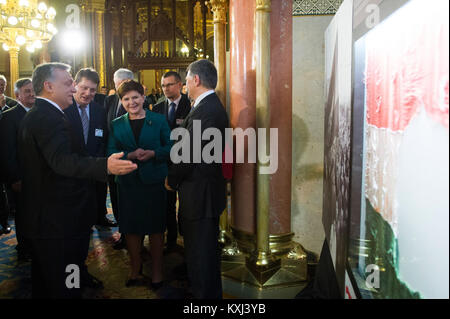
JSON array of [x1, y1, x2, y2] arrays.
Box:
[[79, 105, 89, 144]]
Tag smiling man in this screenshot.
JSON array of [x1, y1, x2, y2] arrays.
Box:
[[64, 68, 116, 291], [65, 68, 115, 229], [17, 62, 137, 298]]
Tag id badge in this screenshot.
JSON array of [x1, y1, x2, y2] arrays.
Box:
[[95, 129, 103, 137]]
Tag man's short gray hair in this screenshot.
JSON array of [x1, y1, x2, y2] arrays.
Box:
[[0, 74, 6, 83], [187, 59, 217, 90], [113, 68, 134, 82], [14, 78, 32, 94], [32, 62, 71, 95]]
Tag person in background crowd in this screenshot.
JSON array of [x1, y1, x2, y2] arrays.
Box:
[[0, 78, 35, 245], [152, 71, 191, 253]]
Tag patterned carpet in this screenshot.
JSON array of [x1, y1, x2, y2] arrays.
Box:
[[0, 194, 188, 299]]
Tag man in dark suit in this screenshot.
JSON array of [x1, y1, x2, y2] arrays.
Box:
[[165, 60, 229, 299], [153, 71, 191, 252], [0, 75, 20, 235], [0, 75, 18, 114], [147, 88, 158, 106], [0, 78, 35, 258], [17, 62, 137, 298], [93, 92, 106, 107], [64, 68, 115, 230]]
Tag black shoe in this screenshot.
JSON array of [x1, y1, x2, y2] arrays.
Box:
[[96, 216, 117, 227], [0, 222, 11, 235], [125, 275, 149, 287], [163, 243, 177, 255], [113, 237, 126, 250], [82, 272, 103, 289], [150, 281, 164, 291], [17, 249, 32, 262]]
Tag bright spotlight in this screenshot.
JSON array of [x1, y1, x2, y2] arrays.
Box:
[[60, 29, 85, 52]]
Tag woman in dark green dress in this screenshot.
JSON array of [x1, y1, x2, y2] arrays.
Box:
[[107, 80, 171, 288]]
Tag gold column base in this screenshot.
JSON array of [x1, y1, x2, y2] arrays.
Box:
[[245, 251, 281, 285], [221, 236, 308, 289], [228, 226, 298, 256]]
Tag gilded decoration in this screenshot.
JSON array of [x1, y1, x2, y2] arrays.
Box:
[[207, 0, 228, 23], [293, 0, 343, 16], [256, 0, 271, 12]]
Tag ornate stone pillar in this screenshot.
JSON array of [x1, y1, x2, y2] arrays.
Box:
[[84, 0, 107, 86], [208, 0, 229, 244], [207, 0, 227, 106], [8, 46, 19, 97], [245, 0, 281, 283], [222, 0, 306, 291]]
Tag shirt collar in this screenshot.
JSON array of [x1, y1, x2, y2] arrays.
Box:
[[18, 102, 31, 112], [76, 102, 90, 109], [36, 97, 64, 114], [193, 90, 215, 109], [167, 95, 182, 107]]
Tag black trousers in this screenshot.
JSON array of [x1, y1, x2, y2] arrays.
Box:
[[30, 235, 90, 299], [0, 183, 10, 225], [95, 181, 108, 223], [10, 189, 30, 253], [180, 216, 222, 299], [107, 175, 119, 223], [165, 190, 178, 246]]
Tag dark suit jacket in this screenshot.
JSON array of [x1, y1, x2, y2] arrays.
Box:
[[18, 98, 107, 239], [167, 92, 229, 221], [64, 99, 107, 158], [0, 104, 27, 184], [152, 94, 191, 130], [105, 94, 150, 132], [147, 94, 157, 105], [4, 96, 18, 108], [94, 93, 106, 107], [107, 110, 172, 185]]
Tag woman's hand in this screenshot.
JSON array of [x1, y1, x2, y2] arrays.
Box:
[[127, 148, 145, 160], [137, 150, 155, 162]]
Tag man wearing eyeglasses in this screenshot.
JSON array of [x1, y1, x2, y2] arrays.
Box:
[[152, 71, 191, 253]]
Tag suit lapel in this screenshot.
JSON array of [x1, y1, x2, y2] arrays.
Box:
[[121, 113, 138, 148]]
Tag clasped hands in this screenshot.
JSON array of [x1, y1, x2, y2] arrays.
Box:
[[127, 148, 155, 162]]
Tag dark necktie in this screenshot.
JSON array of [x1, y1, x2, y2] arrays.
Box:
[[168, 102, 176, 125], [79, 105, 89, 144]]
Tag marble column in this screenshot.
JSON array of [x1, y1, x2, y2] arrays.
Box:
[[229, 0, 292, 245], [8, 47, 19, 97], [229, 0, 256, 235], [268, 0, 292, 236], [85, 0, 107, 86], [208, 0, 228, 106]]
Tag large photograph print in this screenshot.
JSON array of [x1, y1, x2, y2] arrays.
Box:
[[323, 0, 353, 294], [350, 0, 449, 298]]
